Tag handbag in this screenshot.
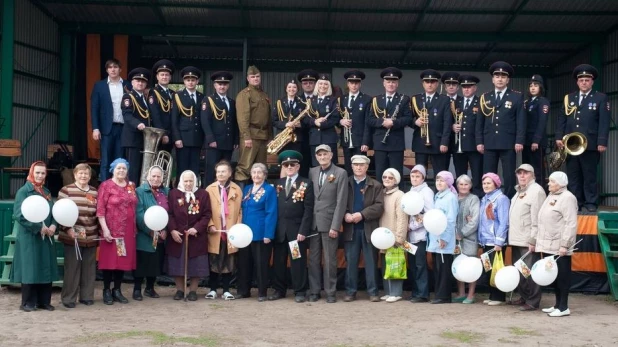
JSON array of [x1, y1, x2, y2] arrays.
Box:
[[384, 247, 407, 280], [489, 251, 504, 287]]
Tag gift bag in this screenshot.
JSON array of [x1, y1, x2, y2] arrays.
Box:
[[384, 247, 407, 280], [489, 251, 504, 287]]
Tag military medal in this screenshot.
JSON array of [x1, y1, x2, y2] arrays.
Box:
[[325, 105, 330, 113], [505, 101, 512, 109], [588, 103, 592, 110], [593, 103, 597, 110], [433, 108, 438, 117]]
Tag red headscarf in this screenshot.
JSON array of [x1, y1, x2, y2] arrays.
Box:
[[27, 161, 51, 200]]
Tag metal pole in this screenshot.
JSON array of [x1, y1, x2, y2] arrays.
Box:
[[58, 32, 72, 142], [242, 38, 248, 76]]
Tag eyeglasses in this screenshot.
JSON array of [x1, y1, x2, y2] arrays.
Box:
[[382, 176, 395, 180], [282, 163, 297, 168]]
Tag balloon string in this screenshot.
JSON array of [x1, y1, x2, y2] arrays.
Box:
[[554, 239, 582, 261], [74, 238, 82, 261]]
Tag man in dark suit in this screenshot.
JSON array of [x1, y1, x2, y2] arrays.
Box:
[[477, 61, 526, 198], [366, 67, 412, 182], [269, 150, 314, 303], [411, 69, 453, 178], [91, 58, 130, 181], [308, 144, 348, 303], [172, 66, 204, 181], [201, 71, 238, 187], [556, 64, 610, 213], [297, 69, 319, 173], [339, 70, 372, 175], [121, 68, 155, 184], [452, 75, 484, 197], [148, 59, 175, 153]]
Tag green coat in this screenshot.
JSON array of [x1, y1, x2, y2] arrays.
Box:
[[135, 182, 170, 252], [10, 182, 58, 284]]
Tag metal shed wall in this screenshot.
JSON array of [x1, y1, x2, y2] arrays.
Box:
[[601, 28, 618, 206]]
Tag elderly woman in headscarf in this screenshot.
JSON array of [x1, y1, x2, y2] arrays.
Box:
[[534, 171, 578, 317], [453, 174, 480, 304], [133, 166, 170, 301], [427, 170, 458, 304], [166, 170, 212, 301], [97, 158, 138, 305], [379, 168, 408, 303], [478, 172, 510, 306], [11, 161, 58, 312]]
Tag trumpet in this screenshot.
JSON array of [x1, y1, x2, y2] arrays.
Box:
[[338, 99, 353, 149], [451, 102, 463, 153], [412, 97, 430, 147]]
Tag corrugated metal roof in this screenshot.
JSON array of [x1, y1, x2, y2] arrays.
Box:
[[421, 14, 508, 31], [333, 0, 424, 10], [160, 7, 241, 27], [329, 13, 418, 31], [509, 15, 618, 32], [524, 0, 618, 12], [45, 4, 160, 24], [430, 0, 518, 11]]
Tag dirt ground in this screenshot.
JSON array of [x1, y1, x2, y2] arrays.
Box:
[[0, 284, 617, 347]]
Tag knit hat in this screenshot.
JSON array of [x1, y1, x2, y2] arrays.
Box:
[[549, 171, 568, 187], [411, 164, 427, 178], [482, 172, 502, 188], [383, 168, 401, 184]]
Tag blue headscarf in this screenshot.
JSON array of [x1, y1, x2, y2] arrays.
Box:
[[109, 158, 130, 173]]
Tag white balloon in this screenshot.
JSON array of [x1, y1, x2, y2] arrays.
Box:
[[424, 209, 448, 236], [531, 257, 559, 286], [451, 254, 468, 281], [144, 205, 169, 231], [457, 257, 483, 283], [21, 195, 50, 223], [228, 223, 253, 248], [401, 191, 424, 216], [370, 227, 396, 250], [495, 265, 520, 292], [52, 199, 79, 227]]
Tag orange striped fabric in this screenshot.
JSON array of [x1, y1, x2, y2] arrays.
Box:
[[86, 34, 101, 159]]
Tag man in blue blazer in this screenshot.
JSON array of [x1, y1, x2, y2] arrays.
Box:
[[91, 58, 131, 181]]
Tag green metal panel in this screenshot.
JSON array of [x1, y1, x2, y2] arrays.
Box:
[[597, 212, 618, 300], [0, 0, 14, 198], [58, 32, 71, 142], [0, 200, 14, 257]]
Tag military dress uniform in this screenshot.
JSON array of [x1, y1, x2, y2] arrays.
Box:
[[452, 75, 483, 197], [149, 59, 176, 154], [234, 65, 272, 182], [201, 71, 238, 187], [171, 66, 204, 180], [556, 64, 610, 212], [301, 74, 340, 166], [410, 70, 453, 176], [121, 68, 155, 184], [339, 70, 372, 175], [272, 94, 305, 153], [522, 75, 550, 187], [477, 61, 526, 198], [297, 69, 319, 175]]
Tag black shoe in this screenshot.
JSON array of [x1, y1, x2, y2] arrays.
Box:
[[132, 290, 143, 301], [38, 304, 55, 311], [20, 304, 36, 312], [173, 290, 184, 300], [112, 289, 129, 304], [103, 289, 113, 305], [294, 295, 306, 303], [143, 288, 160, 298], [308, 294, 321, 302], [326, 296, 337, 303], [236, 293, 251, 299], [79, 300, 94, 306], [430, 299, 451, 304], [585, 205, 597, 213], [62, 302, 76, 309], [268, 292, 285, 301], [187, 291, 198, 301], [410, 297, 428, 303], [257, 296, 267, 302]]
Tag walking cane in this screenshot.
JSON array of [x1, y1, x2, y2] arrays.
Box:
[[183, 231, 189, 302]]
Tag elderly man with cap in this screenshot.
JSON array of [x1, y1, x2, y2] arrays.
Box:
[[171, 66, 204, 182], [149, 59, 175, 154], [508, 163, 546, 311], [338, 70, 372, 175], [366, 67, 412, 183], [477, 61, 526, 198], [342, 154, 384, 302], [269, 150, 314, 303], [308, 144, 348, 303], [555, 64, 610, 213], [302, 74, 340, 165], [452, 75, 483, 197], [234, 66, 272, 187], [522, 75, 550, 188], [411, 69, 453, 177], [121, 67, 155, 184], [201, 71, 238, 187]]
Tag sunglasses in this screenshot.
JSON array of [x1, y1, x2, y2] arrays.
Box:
[[282, 163, 297, 168], [382, 176, 395, 180]]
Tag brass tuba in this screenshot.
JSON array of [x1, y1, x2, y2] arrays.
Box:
[[140, 127, 173, 187], [549, 132, 587, 170]]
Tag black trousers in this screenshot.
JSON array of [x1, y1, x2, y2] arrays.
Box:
[[342, 146, 362, 175], [415, 153, 449, 179], [374, 150, 404, 187], [453, 151, 484, 197], [483, 149, 516, 198], [566, 151, 600, 207], [21, 283, 52, 308], [512, 246, 542, 308], [478, 246, 506, 302], [176, 146, 202, 184], [310, 143, 337, 166], [432, 253, 453, 301], [203, 148, 233, 187], [542, 253, 571, 311], [522, 146, 546, 188], [124, 147, 144, 184], [299, 138, 312, 177], [237, 241, 273, 297], [272, 237, 308, 296], [208, 272, 232, 293]]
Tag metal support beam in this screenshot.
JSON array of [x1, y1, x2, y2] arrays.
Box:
[[400, 0, 432, 61], [0, 0, 14, 193], [58, 32, 71, 142], [242, 38, 248, 78]]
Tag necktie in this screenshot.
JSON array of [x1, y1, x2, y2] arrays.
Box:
[[318, 98, 323, 105], [496, 91, 502, 104], [167, 90, 171, 98], [426, 95, 432, 104], [319, 171, 325, 188], [190, 93, 195, 104], [465, 99, 470, 110], [219, 185, 229, 240], [349, 95, 355, 108], [386, 96, 392, 107], [579, 93, 586, 106], [285, 177, 292, 196], [289, 100, 294, 109], [222, 96, 229, 110]]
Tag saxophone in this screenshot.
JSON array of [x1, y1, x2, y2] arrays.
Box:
[[266, 100, 312, 155]]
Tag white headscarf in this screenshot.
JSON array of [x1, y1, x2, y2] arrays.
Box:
[[177, 170, 198, 202], [549, 171, 568, 187]]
